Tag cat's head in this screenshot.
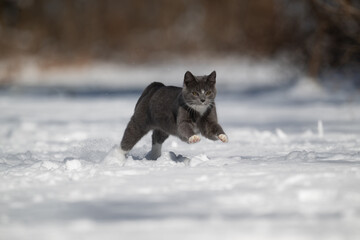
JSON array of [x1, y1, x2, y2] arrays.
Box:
[[182, 71, 217, 107]]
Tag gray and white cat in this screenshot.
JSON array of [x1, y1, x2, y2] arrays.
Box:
[[120, 70, 228, 160]]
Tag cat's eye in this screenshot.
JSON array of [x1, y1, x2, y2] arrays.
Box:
[[192, 91, 199, 96], [205, 91, 212, 96]]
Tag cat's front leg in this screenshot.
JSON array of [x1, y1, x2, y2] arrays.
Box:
[[198, 107, 228, 143], [178, 121, 201, 143], [177, 108, 201, 144], [200, 121, 228, 143], [210, 124, 228, 143]]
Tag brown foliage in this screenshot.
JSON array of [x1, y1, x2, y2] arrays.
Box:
[[307, 0, 360, 76], [0, 0, 359, 76]]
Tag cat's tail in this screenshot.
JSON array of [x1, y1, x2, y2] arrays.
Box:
[[135, 82, 165, 109]]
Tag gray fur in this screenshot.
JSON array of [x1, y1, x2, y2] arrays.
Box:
[[120, 71, 226, 160]]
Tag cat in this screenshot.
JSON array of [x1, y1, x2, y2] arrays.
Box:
[[119, 70, 228, 160]]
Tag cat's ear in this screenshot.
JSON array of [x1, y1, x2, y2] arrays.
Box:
[[207, 71, 216, 85], [184, 71, 196, 87]]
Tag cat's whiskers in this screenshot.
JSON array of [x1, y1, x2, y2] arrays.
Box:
[[185, 104, 196, 116]]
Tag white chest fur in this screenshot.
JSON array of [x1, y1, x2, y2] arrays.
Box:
[[190, 104, 209, 116]]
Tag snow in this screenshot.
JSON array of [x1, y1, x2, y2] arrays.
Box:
[[1, 61, 360, 239], [65, 159, 82, 171], [2, 57, 297, 92]]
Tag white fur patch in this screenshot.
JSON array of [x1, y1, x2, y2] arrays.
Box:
[[190, 104, 209, 116], [193, 126, 200, 134]]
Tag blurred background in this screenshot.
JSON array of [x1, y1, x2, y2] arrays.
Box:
[[0, 0, 359, 88]]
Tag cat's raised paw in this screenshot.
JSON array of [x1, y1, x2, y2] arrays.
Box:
[[218, 134, 228, 143], [188, 135, 201, 144]]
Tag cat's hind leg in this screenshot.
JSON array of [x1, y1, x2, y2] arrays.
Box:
[[120, 117, 149, 153], [145, 130, 169, 160]]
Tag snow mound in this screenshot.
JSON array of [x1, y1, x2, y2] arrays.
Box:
[[288, 77, 326, 99], [41, 160, 59, 170], [65, 159, 82, 171], [189, 154, 210, 167], [103, 145, 126, 166]]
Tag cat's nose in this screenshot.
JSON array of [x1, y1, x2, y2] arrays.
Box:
[[200, 99, 205, 103]]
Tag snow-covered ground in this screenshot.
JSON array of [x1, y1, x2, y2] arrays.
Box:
[[1, 61, 360, 239]]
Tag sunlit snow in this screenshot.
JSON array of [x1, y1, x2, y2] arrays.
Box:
[[1, 61, 360, 239]]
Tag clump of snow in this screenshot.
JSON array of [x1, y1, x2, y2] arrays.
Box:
[[65, 159, 82, 171], [275, 128, 288, 141], [41, 160, 59, 170], [318, 120, 324, 138], [103, 145, 126, 166], [189, 154, 210, 167]]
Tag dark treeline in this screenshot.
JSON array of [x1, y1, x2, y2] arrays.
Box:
[[0, 0, 359, 77]]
